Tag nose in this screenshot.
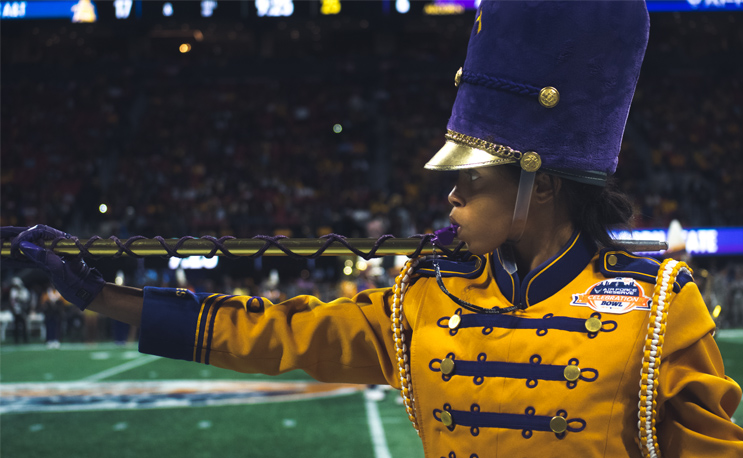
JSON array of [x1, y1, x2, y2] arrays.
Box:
[[448, 186, 463, 207]]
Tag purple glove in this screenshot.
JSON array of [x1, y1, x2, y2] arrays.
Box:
[[1, 226, 28, 241], [9, 224, 71, 254], [1, 226, 38, 269], [4, 225, 105, 310]]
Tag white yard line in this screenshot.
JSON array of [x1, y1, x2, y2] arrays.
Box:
[[0, 342, 138, 353], [82, 354, 160, 382], [716, 329, 743, 341], [365, 397, 392, 458]]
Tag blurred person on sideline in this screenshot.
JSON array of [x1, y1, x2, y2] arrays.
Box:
[[9, 277, 31, 344], [40, 284, 63, 348], [3, 1, 742, 456]]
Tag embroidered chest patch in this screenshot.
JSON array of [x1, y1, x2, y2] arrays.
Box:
[[570, 278, 651, 314]]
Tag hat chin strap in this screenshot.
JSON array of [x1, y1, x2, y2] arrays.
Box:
[[506, 169, 536, 244]]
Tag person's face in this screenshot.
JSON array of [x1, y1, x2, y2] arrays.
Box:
[[447, 166, 518, 256]]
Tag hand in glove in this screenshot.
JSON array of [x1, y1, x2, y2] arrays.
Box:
[[2, 225, 105, 310]]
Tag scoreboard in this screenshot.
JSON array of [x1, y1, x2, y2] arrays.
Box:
[[612, 227, 743, 256], [0, 0, 457, 22], [3, 0, 741, 23]]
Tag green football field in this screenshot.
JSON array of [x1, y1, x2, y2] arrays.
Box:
[[2, 330, 742, 458]]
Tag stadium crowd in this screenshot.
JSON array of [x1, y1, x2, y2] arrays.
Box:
[[1, 11, 742, 342]]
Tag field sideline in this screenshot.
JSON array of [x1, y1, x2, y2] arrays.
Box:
[[1, 329, 741, 458]]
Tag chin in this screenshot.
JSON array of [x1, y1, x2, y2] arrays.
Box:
[[462, 243, 488, 256], [462, 240, 503, 257]]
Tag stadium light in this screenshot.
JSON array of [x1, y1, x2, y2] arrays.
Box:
[[201, 0, 217, 17], [321, 0, 340, 15], [114, 0, 132, 19]]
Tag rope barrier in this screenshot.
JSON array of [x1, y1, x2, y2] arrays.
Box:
[[1, 234, 464, 260], [0, 234, 667, 260]]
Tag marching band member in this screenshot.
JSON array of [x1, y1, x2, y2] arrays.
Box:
[[4, 1, 742, 456]]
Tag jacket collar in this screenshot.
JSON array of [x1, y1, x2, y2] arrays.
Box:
[[491, 230, 597, 308]]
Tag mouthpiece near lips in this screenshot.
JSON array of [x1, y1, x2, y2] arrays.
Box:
[[432, 224, 459, 247]]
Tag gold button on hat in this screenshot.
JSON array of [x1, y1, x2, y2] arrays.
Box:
[[448, 314, 461, 330], [441, 411, 454, 427], [607, 254, 618, 266], [440, 357, 455, 375], [455, 67, 463, 87], [564, 364, 581, 382], [520, 151, 542, 172], [585, 317, 602, 333], [538, 86, 560, 108], [550, 416, 568, 433]]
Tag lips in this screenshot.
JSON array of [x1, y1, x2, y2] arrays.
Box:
[[450, 218, 460, 234]]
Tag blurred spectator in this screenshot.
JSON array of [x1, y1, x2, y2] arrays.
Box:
[[40, 284, 63, 348], [9, 277, 31, 344]]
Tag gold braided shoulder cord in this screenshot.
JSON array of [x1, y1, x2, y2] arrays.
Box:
[[392, 257, 422, 437], [638, 259, 691, 458]]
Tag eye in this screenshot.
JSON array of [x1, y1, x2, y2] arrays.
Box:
[[465, 170, 480, 182]]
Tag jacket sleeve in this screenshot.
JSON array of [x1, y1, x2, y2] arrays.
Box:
[[137, 286, 404, 387], [657, 282, 743, 456]]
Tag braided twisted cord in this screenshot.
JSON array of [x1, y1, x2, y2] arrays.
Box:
[[41, 234, 236, 259], [638, 259, 691, 458], [392, 256, 422, 436], [461, 70, 541, 96], [3, 233, 467, 261]]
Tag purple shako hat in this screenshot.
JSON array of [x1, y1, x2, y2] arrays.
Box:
[[425, 0, 650, 185]]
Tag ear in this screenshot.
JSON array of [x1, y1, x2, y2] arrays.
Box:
[[532, 173, 561, 205]]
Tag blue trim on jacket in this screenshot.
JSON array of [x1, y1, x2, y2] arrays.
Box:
[[139, 286, 206, 362], [598, 249, 693, 293], [492, 231, 597, 308], [433, 404, 586, 438]]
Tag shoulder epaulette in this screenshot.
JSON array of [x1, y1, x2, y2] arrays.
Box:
[[599, 249, 694, 293], [413, 255, 486, 279]]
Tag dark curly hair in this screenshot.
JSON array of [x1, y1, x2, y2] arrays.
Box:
[[561, 177, 634, 249]]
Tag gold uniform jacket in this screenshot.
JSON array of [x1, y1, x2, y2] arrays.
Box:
[[139, 232, 743, 457]]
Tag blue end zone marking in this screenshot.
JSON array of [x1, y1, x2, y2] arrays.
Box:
[[0, 381, 364, 413]]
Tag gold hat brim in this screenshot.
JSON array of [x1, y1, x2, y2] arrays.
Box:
[[424, 138, 519, 171]]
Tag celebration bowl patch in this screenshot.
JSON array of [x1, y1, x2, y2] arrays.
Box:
[[571, 278, 651, 314]]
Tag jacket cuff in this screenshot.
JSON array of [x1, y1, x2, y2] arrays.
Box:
[[138, 286, 201, 361]]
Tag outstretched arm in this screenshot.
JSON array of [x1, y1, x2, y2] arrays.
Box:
[[138, 286, 401, 385], [2, 225, 403, 387], [88, 284, 144, 327]]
